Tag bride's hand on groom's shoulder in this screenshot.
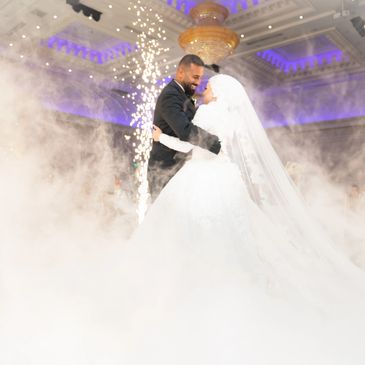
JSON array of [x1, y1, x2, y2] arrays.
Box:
[[152, 125, 162, 142]]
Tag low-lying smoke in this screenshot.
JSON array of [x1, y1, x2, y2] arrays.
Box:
[[1, 42, 365, 365]]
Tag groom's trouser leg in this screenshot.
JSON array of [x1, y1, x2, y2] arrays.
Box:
[[147, 160, 183, 202]]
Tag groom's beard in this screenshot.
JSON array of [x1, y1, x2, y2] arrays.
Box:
[[182, 82, 197, 97]]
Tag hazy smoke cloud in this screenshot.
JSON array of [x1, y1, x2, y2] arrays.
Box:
[[0, 59, 139, 364], [1, 33, 365, 364], [225, 64, 365, 269]]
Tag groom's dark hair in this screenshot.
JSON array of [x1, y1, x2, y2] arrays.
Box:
[[178, 54, 205, 68]]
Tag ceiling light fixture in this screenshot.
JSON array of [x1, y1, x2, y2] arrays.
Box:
[[66, 0, 102, 22], [178, 1, 239, 65]]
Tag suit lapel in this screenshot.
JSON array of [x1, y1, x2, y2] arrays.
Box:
[[168, 80, 196, 117], [169, 80, 185, 95]]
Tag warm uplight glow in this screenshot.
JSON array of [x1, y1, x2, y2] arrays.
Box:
[[178, 2, 239, 64]]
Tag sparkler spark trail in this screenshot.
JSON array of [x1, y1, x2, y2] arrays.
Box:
[[128, 1, 169, 223]]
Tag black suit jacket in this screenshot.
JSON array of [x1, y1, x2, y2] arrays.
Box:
[[149, 80, 221, 167]]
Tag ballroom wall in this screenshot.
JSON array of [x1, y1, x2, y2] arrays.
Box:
[[28, 61, 365, 186]]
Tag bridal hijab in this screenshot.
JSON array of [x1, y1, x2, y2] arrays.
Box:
[[207, 74, 359, 270]]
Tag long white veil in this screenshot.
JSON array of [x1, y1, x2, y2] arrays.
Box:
[[208, 74, 359, 268]]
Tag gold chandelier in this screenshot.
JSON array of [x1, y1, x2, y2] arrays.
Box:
[[178, 1, 240, 65]]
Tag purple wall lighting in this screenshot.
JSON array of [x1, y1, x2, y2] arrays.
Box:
[[42, 83, 134, 127], [256, 35, 350, 74], [256, 35, 351, 74], [252, 72, 365, 128], [165, 0, 266, 15], [31, 66, 135, 127], [257, 49, 349, 74], [42, 36, 136, 65]]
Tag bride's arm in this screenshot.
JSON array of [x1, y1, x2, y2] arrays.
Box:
[[158, 133, 193, 153], [152, 103, 219, 153], [153, 125, 193, 153]]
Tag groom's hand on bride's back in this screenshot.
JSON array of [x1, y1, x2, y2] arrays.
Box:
[[186, 124, 221, 155], [209, 139, 221, 154], [191, 128, 221, 155]]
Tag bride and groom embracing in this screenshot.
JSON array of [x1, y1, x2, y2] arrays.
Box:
[[147, 54, 221, 201], [122, 55, 365, 364]]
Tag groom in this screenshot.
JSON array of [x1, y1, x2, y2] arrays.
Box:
[[148, 54, 221, 200]]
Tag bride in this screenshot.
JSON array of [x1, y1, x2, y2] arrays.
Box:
[[120, 75, 365, 365]]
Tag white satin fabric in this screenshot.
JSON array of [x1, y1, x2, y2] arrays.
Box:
[[118, 76, 365, 365]]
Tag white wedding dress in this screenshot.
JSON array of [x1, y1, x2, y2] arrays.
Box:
[[119, 76, 365, 365]]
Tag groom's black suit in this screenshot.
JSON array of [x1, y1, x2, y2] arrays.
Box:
[[148, 80, 221, 199]]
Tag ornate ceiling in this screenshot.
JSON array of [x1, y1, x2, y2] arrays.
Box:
[[1, 0, 365, 125], [1, 0, 364, 82]]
